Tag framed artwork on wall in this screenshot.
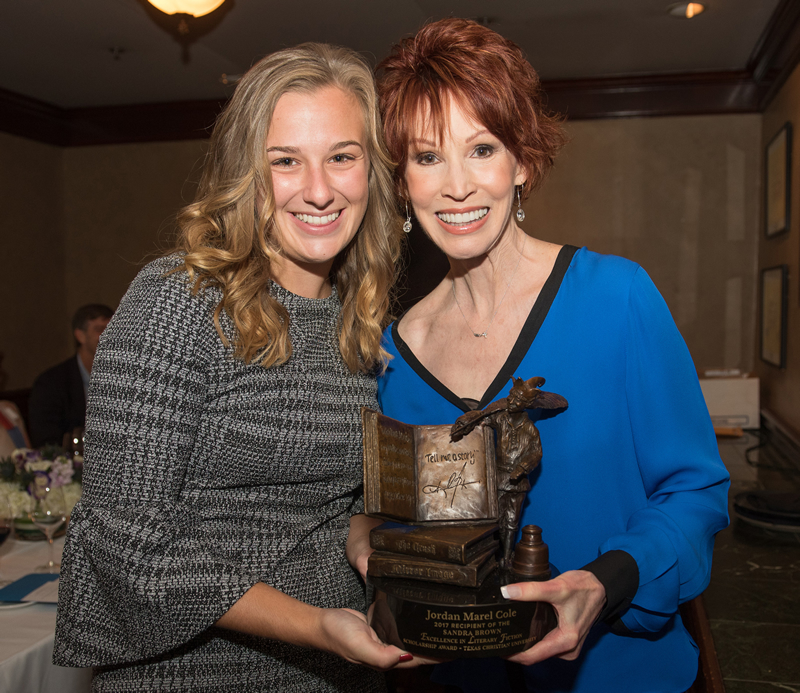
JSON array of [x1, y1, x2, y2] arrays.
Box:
[[760, 265, 788, 368], [764, 122, 792, 238]]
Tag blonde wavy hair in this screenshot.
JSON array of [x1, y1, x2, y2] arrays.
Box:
[[175, 43, 401, 373]]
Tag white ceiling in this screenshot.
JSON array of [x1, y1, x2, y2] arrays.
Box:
[[0, 0, 782, 109]]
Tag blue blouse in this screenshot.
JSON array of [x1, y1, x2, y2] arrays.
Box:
[[377, 246, 730, 692]]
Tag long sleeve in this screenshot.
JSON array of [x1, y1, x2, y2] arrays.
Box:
[[54, 259, 261, 667], [597, 267, 730, 632], [54, 256, 380, 691]]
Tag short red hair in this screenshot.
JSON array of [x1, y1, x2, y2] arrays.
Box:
[[377, 18, 566, 199]]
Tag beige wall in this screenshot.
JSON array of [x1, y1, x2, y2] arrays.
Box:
[[758, 64, 800, 437], [526, 114, 762, 375], [0, 136, 206, 390], [62, 141, 206, 312], [0, 132, 66, 390], [0, 112, 767, 400]]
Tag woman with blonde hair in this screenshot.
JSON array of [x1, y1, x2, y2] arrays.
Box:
[[54, 42, 414, 691]]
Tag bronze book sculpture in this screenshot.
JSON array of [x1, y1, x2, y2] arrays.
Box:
[[362, 409, 498, 523], [368, 545, 499, 588], [369, 523, 500, 565]]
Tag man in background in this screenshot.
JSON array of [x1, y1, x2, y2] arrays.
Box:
[[28, 304, 113, 448]]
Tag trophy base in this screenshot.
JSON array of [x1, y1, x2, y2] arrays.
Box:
[[369, 569, 556, 658]]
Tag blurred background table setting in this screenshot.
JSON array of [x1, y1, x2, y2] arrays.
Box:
[[0, 444, 90, 693]]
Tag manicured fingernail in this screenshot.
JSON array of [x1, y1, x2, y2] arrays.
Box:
[[501, 584, 521, 599], [398, 653, 414, 662]]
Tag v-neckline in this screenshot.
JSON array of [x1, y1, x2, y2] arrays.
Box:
[[392, 244, 579, 413]]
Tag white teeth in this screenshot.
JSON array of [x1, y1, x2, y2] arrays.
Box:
[[436, 208, 489, 225], [294, 211, 341, 225]]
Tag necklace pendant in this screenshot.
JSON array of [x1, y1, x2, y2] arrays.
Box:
[[475, 331, 488, 338]]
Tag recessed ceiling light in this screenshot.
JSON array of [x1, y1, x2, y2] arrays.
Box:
[[668, 2, 706, 19]]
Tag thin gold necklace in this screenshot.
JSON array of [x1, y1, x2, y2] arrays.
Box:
[[452, 234, 527, 338]]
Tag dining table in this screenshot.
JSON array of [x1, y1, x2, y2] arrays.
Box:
[[0, 534, 92, 693]]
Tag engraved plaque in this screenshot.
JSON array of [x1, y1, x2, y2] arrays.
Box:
[[370, 570, 556, 658]]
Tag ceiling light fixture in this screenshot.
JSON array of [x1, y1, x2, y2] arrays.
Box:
[[668, 3, 706, 19], [139, 0, 232, 62], [147, 1, 226, 18]]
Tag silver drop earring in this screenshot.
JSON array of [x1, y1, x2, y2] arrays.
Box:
[[516, 187, 526, 223], [403, 202, 412, 233]]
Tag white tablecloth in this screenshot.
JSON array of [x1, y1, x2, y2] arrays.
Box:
[[0, 536, 92, 693]]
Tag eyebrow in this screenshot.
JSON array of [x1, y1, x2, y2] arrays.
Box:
[[409, 137, 437, 148], [466, 129, 491, 143], [409, 130, 492, 148], [331, 140, 364, 151], [266, 141, 364, 154]]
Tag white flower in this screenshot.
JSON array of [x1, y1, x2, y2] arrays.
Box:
[[0, 481, 36, 519], [62, 483, 82, 513], [24, 460, 52, 473]]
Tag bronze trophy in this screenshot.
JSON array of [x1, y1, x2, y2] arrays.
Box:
[[363, 376, 567, 658]]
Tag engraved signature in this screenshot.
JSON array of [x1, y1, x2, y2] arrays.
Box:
[[423, 460, 479, 507]]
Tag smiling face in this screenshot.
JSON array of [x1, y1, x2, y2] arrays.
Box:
[[404, 99, 526, 261], [266, 85, 370, 293]]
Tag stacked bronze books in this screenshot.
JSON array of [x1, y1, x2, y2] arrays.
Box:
[[367, 522, 500, 588]]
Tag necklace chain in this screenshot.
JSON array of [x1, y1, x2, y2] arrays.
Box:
[[452, 234, 527, 338]]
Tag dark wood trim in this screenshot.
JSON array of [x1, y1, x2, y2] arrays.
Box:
[[0, 88, 224, 147], [0, 87, 70, 146], [748, 0, 800, 84], [69, 100, 226, 146], [751, 0, 800, 108], [542, 71, 765, 120]]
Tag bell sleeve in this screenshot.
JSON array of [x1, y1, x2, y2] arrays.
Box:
[[54, 261, 263, 667]]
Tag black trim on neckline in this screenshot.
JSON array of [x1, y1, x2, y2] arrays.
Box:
[[392, 320, 469, 412], [392, 244, 579, 413]]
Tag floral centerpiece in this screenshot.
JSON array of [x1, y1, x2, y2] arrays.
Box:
[[0, 446, 83, 538]]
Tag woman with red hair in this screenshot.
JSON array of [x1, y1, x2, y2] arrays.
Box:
[[375, 18, 729, 693]]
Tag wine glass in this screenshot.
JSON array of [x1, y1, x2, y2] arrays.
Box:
[[28, 484, 67, 573], [63, 426, 85, 456]]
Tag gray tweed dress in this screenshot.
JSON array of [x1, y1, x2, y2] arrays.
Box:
[[53, 255, 386, 692]]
